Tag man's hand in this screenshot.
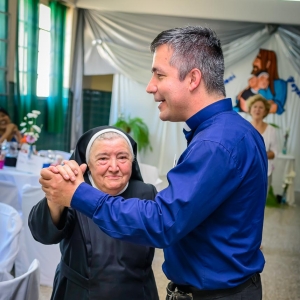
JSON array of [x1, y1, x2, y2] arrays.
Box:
[[39, 161, 86, 207], [48, 160, 87, 182]]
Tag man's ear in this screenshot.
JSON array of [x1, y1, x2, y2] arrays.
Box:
[[266, 60, 271, 70], [188, 68, 201, 91]]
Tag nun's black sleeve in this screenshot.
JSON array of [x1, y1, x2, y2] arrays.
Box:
[[28, 197, 76, 245]]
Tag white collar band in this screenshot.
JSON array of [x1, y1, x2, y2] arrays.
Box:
[[85, 128, 134, 163]]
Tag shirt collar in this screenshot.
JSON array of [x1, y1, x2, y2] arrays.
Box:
[[183, 98, 233, 143]]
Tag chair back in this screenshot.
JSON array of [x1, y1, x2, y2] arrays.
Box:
[[0, 203, 22, 273], [139, 163, 163, 190], [14, 185, 61, 287], [0, 180, 21, 214], [0, 259, 40, 300]]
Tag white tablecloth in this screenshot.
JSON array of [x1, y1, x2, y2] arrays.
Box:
[[0, 167, 59, 286], [0, 167, 40, 208]]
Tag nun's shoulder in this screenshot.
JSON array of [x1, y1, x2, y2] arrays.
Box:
[[126, 179, 157, 199]]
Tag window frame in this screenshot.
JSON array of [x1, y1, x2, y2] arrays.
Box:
[[0, 0, 9, 97], [36, 3, 51, 98]]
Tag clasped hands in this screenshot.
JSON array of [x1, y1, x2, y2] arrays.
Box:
[[40, 160, 87, 207]]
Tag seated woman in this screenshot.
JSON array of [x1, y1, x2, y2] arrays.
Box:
[[28, 126, 159, 300], [0, 107, 22, 144]]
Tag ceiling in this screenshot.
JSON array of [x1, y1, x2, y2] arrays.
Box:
[[66, 0, 300, 25]]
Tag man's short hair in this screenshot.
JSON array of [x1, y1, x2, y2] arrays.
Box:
[[150, 26, 226, 97]]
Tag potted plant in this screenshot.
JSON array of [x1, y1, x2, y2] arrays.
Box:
[[113, 115, 152, 153]]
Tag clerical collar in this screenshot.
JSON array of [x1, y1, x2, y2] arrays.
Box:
[[183, 98, 233, 144]]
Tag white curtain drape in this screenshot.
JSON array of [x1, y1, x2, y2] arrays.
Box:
[[70, 10, 84, 149], [225, 33, 300, 193], [83, 10, 266, 83], [70, 9, 300, 191], [278, 26, 300, 74]]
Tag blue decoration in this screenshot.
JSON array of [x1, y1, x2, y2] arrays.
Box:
[[287, 76, 300, 97], [224, 74, 236, 85]]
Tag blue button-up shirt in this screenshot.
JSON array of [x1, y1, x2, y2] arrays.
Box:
[[72, 98, 267, 290]]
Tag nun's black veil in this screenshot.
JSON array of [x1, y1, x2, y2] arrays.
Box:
[[70, 126, 144, 185]]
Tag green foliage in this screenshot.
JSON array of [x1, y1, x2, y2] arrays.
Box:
[[113, 116, 152, 153], [113, 118, 131, 133], [265, 185, 281, 207], [268, 123, 280, 129]]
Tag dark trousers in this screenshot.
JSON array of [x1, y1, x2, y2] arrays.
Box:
[[166, 273, 262, 300], [205, 276, 262, 300]]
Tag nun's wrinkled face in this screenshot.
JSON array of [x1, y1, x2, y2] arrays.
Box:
[[88, 137, 133, 195]]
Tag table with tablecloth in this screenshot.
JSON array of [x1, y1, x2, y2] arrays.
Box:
[[0, 166, 40, 207], [0, 166, 60, 287]]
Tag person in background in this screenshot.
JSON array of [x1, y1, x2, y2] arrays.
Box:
[[0, 107, 22, 144], [29, 126, 159, 300], [40, 26, 267, 300], [248, 94, 278, 194]]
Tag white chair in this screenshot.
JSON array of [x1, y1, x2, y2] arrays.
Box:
[[0, 259, 40, 300], [139, 163, 163, 191], [0, 203, 23, 274], [0, 180, 21, 214], [14, 184, 61, 287]]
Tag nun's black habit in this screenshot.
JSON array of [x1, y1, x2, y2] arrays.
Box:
[[29, 126, 159, 300]]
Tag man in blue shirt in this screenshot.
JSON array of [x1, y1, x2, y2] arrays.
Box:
[[41, 26, 267, 299]]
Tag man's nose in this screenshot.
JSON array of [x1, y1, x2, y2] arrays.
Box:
[[146, 77, 157, 94]]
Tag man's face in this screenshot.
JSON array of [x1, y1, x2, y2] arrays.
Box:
[[258, 74, 269, 89], [146, 44, 190, 122], [248, 76, 258, 89], [252, 54, 262, 75]]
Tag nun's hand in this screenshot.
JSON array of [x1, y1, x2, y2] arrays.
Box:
[[40, 167, 83, 207], [49, 160, 87, 182]]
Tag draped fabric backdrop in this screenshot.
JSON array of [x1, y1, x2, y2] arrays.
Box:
[[47, 1, 67, 133], [16, 0, 39, 124], [72, 9, 300, 191], [70, 9, 84, 149], [0, 0, 9, 111], [16, 0, 69, 133]]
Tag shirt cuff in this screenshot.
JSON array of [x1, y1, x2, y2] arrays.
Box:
[[71, 182, 104, 218]]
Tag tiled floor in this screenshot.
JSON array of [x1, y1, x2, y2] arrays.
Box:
[[40, 194, 300, 300]]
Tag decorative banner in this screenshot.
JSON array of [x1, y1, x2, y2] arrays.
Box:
[[224, 33, 300, 193], [233, 48, 287, 115]]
